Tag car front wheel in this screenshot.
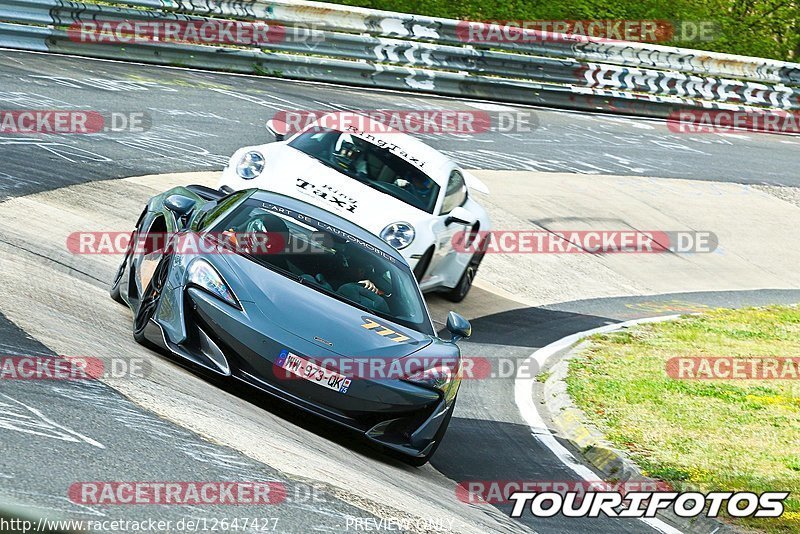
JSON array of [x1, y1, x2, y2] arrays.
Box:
[[110, 231, 134, 305], [132, 256, 170, 347], [444, 250, 484, 303]]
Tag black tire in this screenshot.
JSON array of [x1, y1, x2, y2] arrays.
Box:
[[404, 398, 456, 467], [109, 242, 132, 305], [132, 256, 170, 346], [444, 250, 484, 303]]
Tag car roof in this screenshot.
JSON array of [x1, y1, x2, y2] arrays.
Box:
[[309, 112, 455, 186], [245, 189, 408, 265]]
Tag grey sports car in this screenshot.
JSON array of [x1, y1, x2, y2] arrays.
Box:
[[111, 184, 471, 465]]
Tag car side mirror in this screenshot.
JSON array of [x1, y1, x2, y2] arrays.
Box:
[[445, 206, 477, 226], [446, 311, 472, 342], [164, 194, 196, 217], [266, 119, 286, 142]]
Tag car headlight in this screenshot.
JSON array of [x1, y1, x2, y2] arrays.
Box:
[[405, 358, 460, 399], [186, 259, 240, 309], [380, 222, 415, 250], [236, 151, 265, 180]]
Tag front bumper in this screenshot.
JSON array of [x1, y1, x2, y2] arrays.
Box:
[[175, 288, 453, 457]]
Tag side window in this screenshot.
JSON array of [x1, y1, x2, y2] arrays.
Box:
[[441, 170, 467, 215], [194, 191, 248, 230]]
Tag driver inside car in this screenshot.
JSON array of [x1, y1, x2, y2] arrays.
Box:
[[394, 172, 435, 204], [339, 243, 390, 295], [333, 242, 392, 313]]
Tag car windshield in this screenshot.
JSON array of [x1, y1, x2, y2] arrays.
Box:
[[210, 198, 433, 334], [288, 127, 440, 213]]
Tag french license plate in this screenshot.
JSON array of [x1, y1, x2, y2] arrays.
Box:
[[276, 350, 351, 394]]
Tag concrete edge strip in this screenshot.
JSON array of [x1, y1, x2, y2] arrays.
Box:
[[544, 339, 733, 533], [514, 315, 686, 534]]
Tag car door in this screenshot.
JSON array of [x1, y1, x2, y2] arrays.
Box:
[[427, 170, 472, 286]]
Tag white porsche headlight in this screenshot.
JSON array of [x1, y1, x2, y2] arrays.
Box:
[[187, 259, 240, 309], [380, 222, 415, 250], [236, 151, 265, 180]]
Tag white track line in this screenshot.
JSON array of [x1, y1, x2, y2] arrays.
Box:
[[514, 315, 684, 534]]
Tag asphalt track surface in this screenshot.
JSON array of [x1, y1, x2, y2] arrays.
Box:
[[0, 49, 799, 534], [1, 49, 800, 202]]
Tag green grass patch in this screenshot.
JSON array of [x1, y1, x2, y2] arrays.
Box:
[[536, 370, 552, 383], [566, 305, 800, 532]]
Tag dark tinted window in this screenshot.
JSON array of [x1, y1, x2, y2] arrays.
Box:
[[289, 128, 440, 214], [194, 190, 249, 231], [210, 199, 433, 334], [441, 170, 467, 214]]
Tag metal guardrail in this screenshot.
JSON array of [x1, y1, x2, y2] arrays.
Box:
[[104, 0, 800, 85], [0, 0, 799, 119]]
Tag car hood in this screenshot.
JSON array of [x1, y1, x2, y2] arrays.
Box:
[[217, 253, 433, 360], [248, 143, 430, 234]]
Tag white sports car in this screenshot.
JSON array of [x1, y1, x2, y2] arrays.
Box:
[[218, 112, 491, 302]]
